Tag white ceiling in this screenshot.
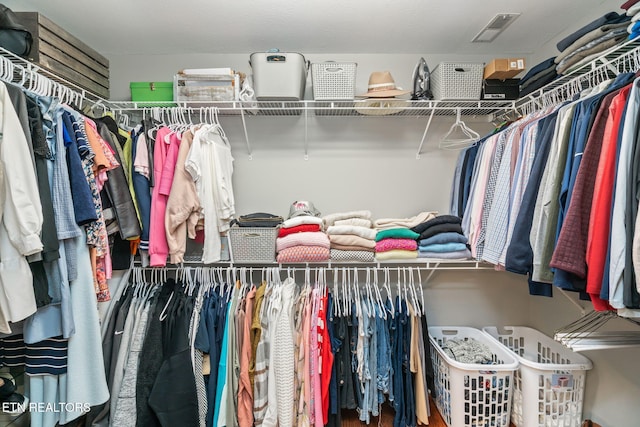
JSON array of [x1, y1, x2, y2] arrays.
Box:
[[1, 0, 624, 57]]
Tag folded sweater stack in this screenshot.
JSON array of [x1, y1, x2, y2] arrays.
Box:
[[554, 11, 630, 75], [411, 215, 471, 260], [625, 2, 640, 39], [276, 216, 330, 263], [372, 212, 436, 261], [374, 228, 420, 260], [323, 211, 375, 262]]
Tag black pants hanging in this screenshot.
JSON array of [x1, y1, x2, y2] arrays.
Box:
[[147, 280, 199, 427]]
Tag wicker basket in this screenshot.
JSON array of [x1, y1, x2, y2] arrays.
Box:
[[311, 62, 357, 100], [431, 62, 484, 100], [228, 227, 277, 263]]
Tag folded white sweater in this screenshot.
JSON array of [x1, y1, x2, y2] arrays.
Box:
[[325, 225, 376, 240]]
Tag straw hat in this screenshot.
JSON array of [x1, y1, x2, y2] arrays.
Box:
[[358, 71, 410, 98]]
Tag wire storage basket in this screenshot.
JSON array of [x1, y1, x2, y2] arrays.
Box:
[[311, 62, 357, 100], [228, 227, 277, 263], [482, 326, 592, 427], [429, 326, 519, 427], [431, 62, 484, 100]]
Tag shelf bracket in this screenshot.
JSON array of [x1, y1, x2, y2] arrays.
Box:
[[304, 106, 309, 160], [240, 108, 252, 160], [416, 108, 436, 159]]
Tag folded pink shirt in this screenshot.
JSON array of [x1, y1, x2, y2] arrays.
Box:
[[276, 231, 330, 252], [375, 238, 418, 253]]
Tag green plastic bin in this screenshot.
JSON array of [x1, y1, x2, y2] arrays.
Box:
[[130, 82, 173, 103]]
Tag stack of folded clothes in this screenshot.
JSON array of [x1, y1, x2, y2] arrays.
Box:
[[323, 210, 376, 262], [372, 211, 436, 260], [276, 201, 330, 263], [411, 215, 471, 260], [518, 57, 559, 98], [374, 227, 420, 261], [554, 11, 630, 75], [624, 2, 640, 39]]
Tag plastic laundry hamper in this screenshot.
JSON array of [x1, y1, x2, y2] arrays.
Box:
[[482, 326, 593, 427], [428, 326, 519, 427]]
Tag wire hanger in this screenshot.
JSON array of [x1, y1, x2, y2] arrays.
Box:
[[440, 108, 480, 150]]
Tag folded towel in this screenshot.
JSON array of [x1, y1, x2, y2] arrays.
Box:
[[322, 210, 372, 227], [417, 249, 472, 260], [375, 250, 418, 261], [277, 231, 330, 252], [281, 216, 324, 229], [278, 224, 321, 238], [334, 218, 373, 228], [329, 243, 375, 252], [419, 223, 464, 240], [376, 238, 418, 253], [330, 249, 375, 263], [276, 245, 330, 263], [375, 228, 420, 242], [418, 242, 468, 253], [329, 234, 376, 249], [373, 211, 437, 230], [418, 232, 468, 246], [326, 225, 377, 240], [411, 215, 462, 234]]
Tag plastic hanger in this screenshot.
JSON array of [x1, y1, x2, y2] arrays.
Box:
[[383, 267, 394, 318], [372, 268, 386, 320], [332, 268, 341, 317], [440, 108, 480, 150]]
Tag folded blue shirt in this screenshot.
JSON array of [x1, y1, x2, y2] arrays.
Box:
[[418, 232, 468, 247], [418, 242, 468, 253], [417, 249, 471, 260]]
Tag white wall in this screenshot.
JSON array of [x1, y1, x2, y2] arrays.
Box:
[[106, 44, 638, 427], [108, 52, 528, 101]]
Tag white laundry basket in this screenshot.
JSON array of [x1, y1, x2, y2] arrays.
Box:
[[482, 326, 592, 427], [428, 326, 519, 427]]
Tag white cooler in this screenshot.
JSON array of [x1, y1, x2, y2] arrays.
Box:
[[250, 50, 308, 100]]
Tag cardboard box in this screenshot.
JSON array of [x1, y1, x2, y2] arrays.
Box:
[[484, 58, 526, 80], [482, 79, 520, 100]]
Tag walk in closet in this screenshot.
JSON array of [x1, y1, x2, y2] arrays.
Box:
[[0, 1, 638, 426]]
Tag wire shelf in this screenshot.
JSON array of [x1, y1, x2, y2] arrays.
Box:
[[108, 99, 516, 118]]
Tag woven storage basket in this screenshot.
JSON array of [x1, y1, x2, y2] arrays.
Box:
[[228, 227, 277, 263], [431, 62, 484, 100], [311, 62, 357, 100], [429, 326, 519, 427], [483, 326, 592, 427]]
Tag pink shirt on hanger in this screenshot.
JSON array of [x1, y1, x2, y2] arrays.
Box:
[[149, 127, 181, 266]]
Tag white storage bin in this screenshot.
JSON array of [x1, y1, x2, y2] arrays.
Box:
[[483, 326, 592, 427], [429, 326, 519, 427], [250, 51, 308, 100], [311, 61, 357, 100], [431, 62, 484, 100], [228, 227, 277, 263]]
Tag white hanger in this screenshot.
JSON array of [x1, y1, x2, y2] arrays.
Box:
[[332, 267, 341, 317], [383, 267, 394, 318], [372, 268, 386, 320], [440, 108, 480, 150], [408, 267, 421, 317]]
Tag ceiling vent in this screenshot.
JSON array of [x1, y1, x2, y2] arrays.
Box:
[[471, 13, 521, 43]]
